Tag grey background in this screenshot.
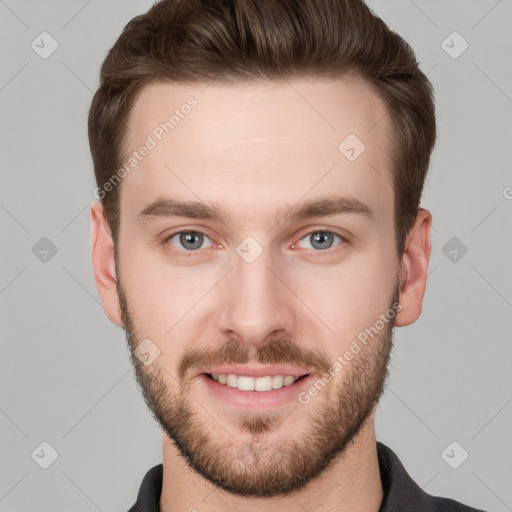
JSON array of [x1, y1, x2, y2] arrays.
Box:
[[0, 0, 511, 510]]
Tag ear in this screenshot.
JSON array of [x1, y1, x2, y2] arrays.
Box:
[[395, 208, 432, 327], [90, 200, 123, 327]]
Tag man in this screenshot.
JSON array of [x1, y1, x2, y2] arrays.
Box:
[[88, 0, 487, 510]]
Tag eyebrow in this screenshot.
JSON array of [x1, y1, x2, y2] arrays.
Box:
[[137, 194, 375, 227]]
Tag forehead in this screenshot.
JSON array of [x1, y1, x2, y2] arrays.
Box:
[[120, 75, 395, 224]]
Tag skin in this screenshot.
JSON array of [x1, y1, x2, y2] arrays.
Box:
[[90, 74, 432, 511]]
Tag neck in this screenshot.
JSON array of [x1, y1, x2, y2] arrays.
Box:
[[160, 413, 383, 512]]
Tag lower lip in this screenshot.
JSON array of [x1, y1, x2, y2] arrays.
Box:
[[199, 373, 314, 410]]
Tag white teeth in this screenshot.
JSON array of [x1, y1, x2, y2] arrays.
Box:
[[237, 375, 255, 391], [283, 376, 295, 386], [271, 375, 283, 389], [209, 373, 303, 391], [226, 374, 238, 387], [255, 376, 273, 391]]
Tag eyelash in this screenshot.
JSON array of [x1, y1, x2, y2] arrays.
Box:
[[162, 229, 347, 258]]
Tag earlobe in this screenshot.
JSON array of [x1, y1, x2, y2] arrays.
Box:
[[90, 201, 123, 327], [395, 208, 432, 327]]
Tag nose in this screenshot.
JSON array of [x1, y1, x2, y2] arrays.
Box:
[[216, 245, 297, 348]]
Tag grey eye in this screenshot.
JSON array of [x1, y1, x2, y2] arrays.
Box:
[[299, 231, 342, 251], [168, 231, 212, 251]]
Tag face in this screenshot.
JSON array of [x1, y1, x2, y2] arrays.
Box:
[[114, 75, 401, 497]]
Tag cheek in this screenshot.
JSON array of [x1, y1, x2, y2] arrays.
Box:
[[292, 251, 397, 351], [120, 243, 219, 342], [118, 242, 172, 336]]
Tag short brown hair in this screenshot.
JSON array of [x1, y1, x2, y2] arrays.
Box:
[[88, 0, 436, 256]]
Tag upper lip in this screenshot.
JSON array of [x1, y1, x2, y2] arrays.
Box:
[[199, 365, 312, 378]]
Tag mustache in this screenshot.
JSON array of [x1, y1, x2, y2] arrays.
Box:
[[178, 338, 333, 382]]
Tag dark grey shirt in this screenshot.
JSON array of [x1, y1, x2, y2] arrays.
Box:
[[128, 441, 487, 511]]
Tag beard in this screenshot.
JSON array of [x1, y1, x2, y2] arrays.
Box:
[[116, 266, 399, 498]]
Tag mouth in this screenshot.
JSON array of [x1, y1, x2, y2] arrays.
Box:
[[204, 372, 310, 391], [198, 367, 314, 409]]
